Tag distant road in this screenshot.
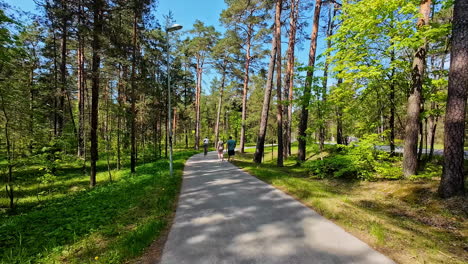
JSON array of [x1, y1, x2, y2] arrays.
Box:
[[374, 145, 468, 160]]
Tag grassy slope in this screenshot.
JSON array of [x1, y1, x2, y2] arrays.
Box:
[[232, 146, 467, 264], [0, 150, 198, 264]]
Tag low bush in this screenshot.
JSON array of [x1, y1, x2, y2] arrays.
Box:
[[304, 134, 403, 180]]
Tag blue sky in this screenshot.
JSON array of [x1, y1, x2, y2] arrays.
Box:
[[4, 0, 327, 92]]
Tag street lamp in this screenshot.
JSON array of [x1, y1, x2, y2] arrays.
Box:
[[166, 23, 183, 176]]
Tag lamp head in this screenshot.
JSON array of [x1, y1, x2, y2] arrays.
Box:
[[167, 24, 183, 32]]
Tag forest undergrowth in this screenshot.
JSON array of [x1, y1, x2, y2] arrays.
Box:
[[233, 143, 468, 264], [0, 150, 198, 264]]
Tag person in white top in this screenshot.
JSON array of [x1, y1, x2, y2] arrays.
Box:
[[217, 140, 224, 161], [203, 137, 209, 156]]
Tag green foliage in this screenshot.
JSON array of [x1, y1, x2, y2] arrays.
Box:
[[0, 150, 198, 263], [304, 134, 403, 180]]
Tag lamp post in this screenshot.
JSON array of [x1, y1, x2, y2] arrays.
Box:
[[166, 23, 183, 176]]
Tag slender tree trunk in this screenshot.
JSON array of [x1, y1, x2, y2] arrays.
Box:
[[428, 102, 438, 159], [275, 0, 284, 167], [403, 0, 431, 176], [29, 56, 36, 154], [389, 49, 396, 155], [336, 78, 344, 145], [298, 0, 322, 162], [90, 0, 103, 187], [56, 1, 68, 137], [130, 12, 138, 173], [165, 111, 168, 157], [194, 57, 204, 150], [240, 24, 253, 153], [215, 62, 227, 145], [253, 0, 280, 164], [105, 82, 112, 182], [53, 30, 59, 137], [284, 0, 299, 158], [116, 64, 123, 169], [184, 63, 189, 149], [439, 0, 467, 198], [0, 92, 14, 209], [418, 118, 424, 161], [319, 3, 335, 153], [173, 107, 177, 146], [77, 4, 85, 157]]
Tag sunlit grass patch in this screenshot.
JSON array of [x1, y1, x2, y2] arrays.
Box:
[[232, 147, 468, 264], [0, 150, 199, 263]]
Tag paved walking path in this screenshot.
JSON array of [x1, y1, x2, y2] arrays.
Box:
[[159, 151, 395, 264]]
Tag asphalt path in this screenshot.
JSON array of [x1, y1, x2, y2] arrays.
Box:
[[159, 151, 395, 264]]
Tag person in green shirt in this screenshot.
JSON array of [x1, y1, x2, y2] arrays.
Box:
[[226, 136, 236, 162]]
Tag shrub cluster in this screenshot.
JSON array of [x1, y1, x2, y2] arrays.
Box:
[[303, 134, 402, 180]]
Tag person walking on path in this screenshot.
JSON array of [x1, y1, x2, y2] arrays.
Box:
[[226, 136, 236, 162], [159, 152, 395, 264], [217, 140, 224, 161], [203, 137, 209, 156]]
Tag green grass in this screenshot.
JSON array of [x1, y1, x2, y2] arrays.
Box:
[[0, 150, 199, 264], [233, 146, 468, 264]]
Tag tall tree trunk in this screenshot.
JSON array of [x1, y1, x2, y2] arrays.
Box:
[[389, 49, 396, 155], [275, 0, 284, 167], [57, 0, 68, 137], [184, 62, 189, 149], [403, 0, 431, 177], [105, 82, 113, 182], [319, 3, 336, 153], [283, 0, 299, 158], [253, 0, 280, 164], [130, 12, 138, 173], [116, 64, 123, 170], [240, 24, 253, 153], [336, 78, 344, 145], [194, 57, 204, 150], [29, 52, 37, 154], [52, 30, 59, 137], [77, 4, 85, 157], [165, 111, 168, 157], [90, 0, 103, 187], [429, 53, 447, 159], [298, 0, 322, 162], [215, 61, 227, 145], [439, 0, 467, 198]]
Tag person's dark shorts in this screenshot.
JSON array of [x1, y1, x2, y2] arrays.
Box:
[[228, 149, 235, 156]]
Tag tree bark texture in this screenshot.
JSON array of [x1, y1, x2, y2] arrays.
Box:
[[403, 0, 431, 177], [390, 49, 396, 155], [283, 0, 299, 158], [77, 0, 85, 157], [275, 0, 283, 167], [298, 0, 322, 162], [215, 61, 227, 146], [57, 0, 68, 137], [130, 12, 138, 173], [439, 0, 467, 198], [253, 1, 280, 164], [194, 58, 203, 150], [90, 0, 103, 187], [240, 24, 253, 153]]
